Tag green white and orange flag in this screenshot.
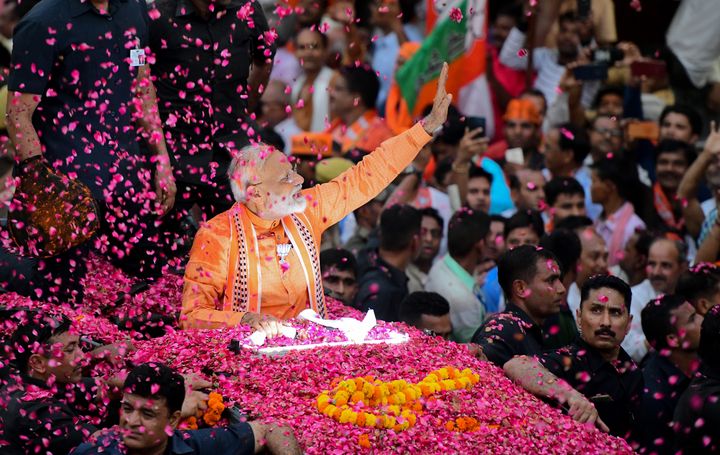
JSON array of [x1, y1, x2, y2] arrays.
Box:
[[396, 0, 495, 136]]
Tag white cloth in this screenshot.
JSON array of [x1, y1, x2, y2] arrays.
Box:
[[667, 0, 720, 88], [623, 279, 658, 363], [425, 256, 485, 343], [567, 282, 581, 321], [270, 47, 301, 86], [274, 117, 302, 156], [291, 66, 334, 132]]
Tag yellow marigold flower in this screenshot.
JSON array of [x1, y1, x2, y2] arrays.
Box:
[[384, 416, 396, 429], [441, 379, 456, 390], [365, 413, 377, 428], [437, 368, 449, 379], [323, 404, 337, 417], [339, 409, 355, 424], [425, 373, 439, 383], [362, 382, 374, 396], [388, 405, 401, 416]]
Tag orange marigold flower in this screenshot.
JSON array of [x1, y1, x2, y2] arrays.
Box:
[[358, 434, 371, 449]]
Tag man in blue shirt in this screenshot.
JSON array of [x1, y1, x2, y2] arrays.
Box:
[[74, 362, 302, 455]]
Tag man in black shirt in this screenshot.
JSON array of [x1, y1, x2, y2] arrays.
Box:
[[0, 310, 208, 454], [673, 305, 720, 453], [637, 294, 702, 454], [145, 0, 275, 267], [471, 244, 566, 366], [355, 204, 421, 322], [504, 275, 643, 438], [74, 362, 302, 455], [6, 0, 176, 298]]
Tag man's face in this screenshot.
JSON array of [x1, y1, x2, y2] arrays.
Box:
[[467, 176, 491, 213], [506, 227, 539, 250], [329, 74, 358, 120], [660, 112, 696, 143], [524, 258, 566, 319], [322, 266, 358, 304], [618, 233, 643, 277], [418, 215, 442, 263], [120, 394, 178, 452], [589, 170, 612, 205], [669, 302, 703, 351], [556, 20, 580, 58], [249, 150, 306, 219], [491, 14, 516, 49], [647, 240, 684, 294], [260, 84, 288, 128], [485, 220, 505, 260], [597, 94, 624, 118], [542, 129, 566, 174], [296, 29, 327, 74], [517, 171, 546, 211], [578, 288, 631, 352], [551, 193, 586, 223], [504, 118, 538, 149], [576, 228, 608, 287], [590, 117, 623, 161], [38, 332, 84, 383], [297, 0, 326, 26], [417, 313, 453, 340], [656, 151, 689, 194]]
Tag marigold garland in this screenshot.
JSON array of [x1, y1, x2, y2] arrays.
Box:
[[315, 366, 480, 432], [178, 392, 226, 430]]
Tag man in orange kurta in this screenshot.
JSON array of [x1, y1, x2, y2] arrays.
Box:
[[180, 64, 453, 332]]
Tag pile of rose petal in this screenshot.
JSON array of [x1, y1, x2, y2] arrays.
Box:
[[1, 258, 632, 453], [130, 327, 632, 453]]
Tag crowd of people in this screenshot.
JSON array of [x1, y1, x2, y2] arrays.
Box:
[[0, 0, 720, 453]]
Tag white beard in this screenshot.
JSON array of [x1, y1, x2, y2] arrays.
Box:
[[262, 193, 307, 219]]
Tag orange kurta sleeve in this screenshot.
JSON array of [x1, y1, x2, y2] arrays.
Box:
[[304, 122, 432, 231], [181, 214, 245, 329]]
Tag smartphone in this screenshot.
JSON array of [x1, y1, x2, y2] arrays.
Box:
[[572, 64, 609, 81], [593, 47, 624, 65], [631, 60, 667, 79], [466, 116, 486, 137], [627, 121, 659, 141], [576, 0, 591, 19]]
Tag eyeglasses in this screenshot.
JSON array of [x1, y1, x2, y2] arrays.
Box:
[[593, 127, 623, 137], [324, 275, 356, 287]]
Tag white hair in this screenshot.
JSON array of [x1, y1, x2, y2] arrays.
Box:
[[228, 143, 270, 203]]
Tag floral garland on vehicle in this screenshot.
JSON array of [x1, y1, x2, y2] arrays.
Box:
[[316, 366, 480, 432]]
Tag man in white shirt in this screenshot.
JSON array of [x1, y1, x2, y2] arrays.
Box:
[[626, 237, 688, 362], [500, 12, 596, 109]]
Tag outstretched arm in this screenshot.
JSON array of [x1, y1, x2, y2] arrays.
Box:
[[503, 356, 609, 432], [306, 63, 453, 230], [679, 122, 720, 238]]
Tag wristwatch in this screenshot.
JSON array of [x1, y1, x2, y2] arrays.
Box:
[[403, 164, 422, 178]]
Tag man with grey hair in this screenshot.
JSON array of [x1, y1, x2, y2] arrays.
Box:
[[180, 63, 453, 335]]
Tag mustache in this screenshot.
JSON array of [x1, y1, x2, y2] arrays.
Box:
[[650, 275, 667, 282], [595, 328, 616, 338]]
